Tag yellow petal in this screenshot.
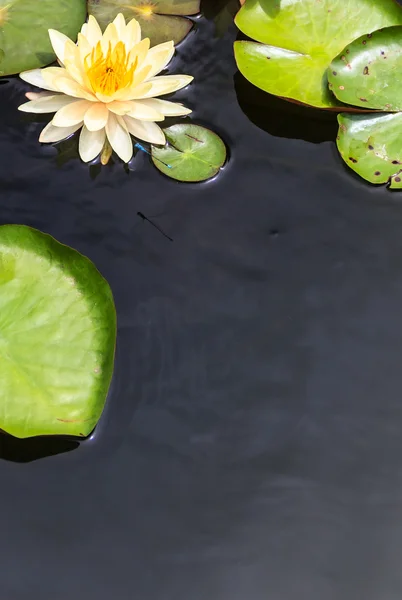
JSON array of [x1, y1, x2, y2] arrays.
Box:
[[79, 125, 106, 162], [39, 121, 82, 143], [41, 67, 77, 92], [137, 41, 175, 81], [84, 102, 109, 131], [25, 91, 55, 100], [128, 38, 150, 69], [133, 98, 192, 117], [113, 13, 126, 38], [101, 23, 119, 54], [85, 15, 103, 47], [52, 100, 91, 126], [48, 29, 77, 66], [53, 77, 97, 101], [78, 32, 93, 65], [130, 75, 193, 99], [20, 68, 58, 92], [105, 114, 133, 163], [18, 94, 77, 113], [124, 100, 164, 121], [124, 17, 141, 49], [123, 116, 165, 145], [107, 100, 135, 115]]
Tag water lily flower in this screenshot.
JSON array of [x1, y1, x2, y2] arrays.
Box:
[[18, 13, 193, 163]]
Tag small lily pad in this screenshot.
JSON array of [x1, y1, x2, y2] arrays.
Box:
[[336, 112, 402, 188], [0, 0, 87, 76], [151, 124, 226, 182], [87, 0, 200, 46], [328, 26, 402, 111], [0, 225, 116, 439], [234, 0, 402, 109]]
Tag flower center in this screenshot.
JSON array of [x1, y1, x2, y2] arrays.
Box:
[[85, 41, 136, 97]]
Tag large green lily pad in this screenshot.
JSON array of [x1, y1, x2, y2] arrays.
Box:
[[328, 26, 402, 111], [0, 0, 86, 76], [87, 0, 200, 46], [0, 225, 116, 439], [234, 0, 402, 109], [336, 112, 402, 189], [151, 123, 227, 181]]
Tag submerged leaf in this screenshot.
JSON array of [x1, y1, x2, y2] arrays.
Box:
[[151, 123, 226, 181], [88, 0, 201, 46], [234, 0, 402, 109], [0, 225, 116, 439], [0, 0, 86, 76]]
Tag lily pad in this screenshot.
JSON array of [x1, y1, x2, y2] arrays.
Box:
[[151, 123, 226, 181], [0, 0, 87, 76], [87, 0, 200, 46], [0, 225, 116, 439], [328, 26, 402, 111], [234, 0, 402, 109], [336, 112, 402, 188]]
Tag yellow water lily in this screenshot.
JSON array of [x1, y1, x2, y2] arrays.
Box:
[[18, 13, 193, 163]]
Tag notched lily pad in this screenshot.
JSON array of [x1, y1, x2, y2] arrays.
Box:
[[337, 112, 402, 188], [0, 0, 87, 76], [88, 0, 200, 46], [234, 0, 402, 109], [328, 26, 402, 111], [151, 123, 227, 182], [0, 225, 116, 439]]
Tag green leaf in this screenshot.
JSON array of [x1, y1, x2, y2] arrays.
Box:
[[234, 0, 402, 108], [151, 124, 226, 182], [0, 0, 87, 76], [0, 225, 116, 439], [337, 112, 402, 188], [328, 26, 402, 111], [87, 0, 200, 46]]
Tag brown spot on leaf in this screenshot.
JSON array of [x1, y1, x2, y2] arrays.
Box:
[[368, 145, 374, 150], [332, 71, 337, 76], [359, 98, 368, 102], [392, 160, 401, 165], [346, 49, 350, 54], [395, 177, 401, 183], [374, 171, 381, 176], [363, 66, 369, 75], [339, 85, 345, 90], [349, 157, 358, 163], [367, 33, 372, 38], [362, 40, 367, 45]]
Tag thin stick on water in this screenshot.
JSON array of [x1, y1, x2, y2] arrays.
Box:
[[135, 143, 172, 169], [137, 212, 173, 242]]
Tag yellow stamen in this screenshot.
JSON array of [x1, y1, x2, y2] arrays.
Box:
[[85, 41, 137, 96]]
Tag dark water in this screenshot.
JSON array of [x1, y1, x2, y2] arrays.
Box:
[[3, 6, 402, 599]]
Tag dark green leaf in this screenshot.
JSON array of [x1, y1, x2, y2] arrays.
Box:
[[87, 0, 200, 46], [337, 112, 402, 188], [0, 0, 87, 76], [151, 123, 226, 182], [328, 26, 402, 111]]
